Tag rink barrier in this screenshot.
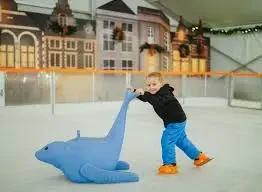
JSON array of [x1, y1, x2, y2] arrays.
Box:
[[0, 68, 262, 76], [0, 68, 261, 113]]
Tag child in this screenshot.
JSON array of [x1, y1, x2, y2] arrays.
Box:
[[132, 72, 212, 175]]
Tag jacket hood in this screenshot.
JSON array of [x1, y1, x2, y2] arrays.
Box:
[[158, 84, 174, 94]]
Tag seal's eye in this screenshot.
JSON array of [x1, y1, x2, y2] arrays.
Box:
[[44, 146, 48, 150]]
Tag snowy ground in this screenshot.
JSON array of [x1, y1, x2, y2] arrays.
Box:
[[0, 98, 262, 192]]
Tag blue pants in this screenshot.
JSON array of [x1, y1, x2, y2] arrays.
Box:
[[161, 121, 201, 164]]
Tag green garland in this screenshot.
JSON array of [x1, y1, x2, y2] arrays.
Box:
[[190, 25, 262, 35], [139, 42, 166, 54], [50, 22, 77, 36]]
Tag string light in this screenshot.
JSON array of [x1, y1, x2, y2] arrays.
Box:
[[189, 25, 262, 35]]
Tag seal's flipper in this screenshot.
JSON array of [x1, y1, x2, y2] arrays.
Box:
[[115, 161, 130, 170], [80, 162, 139, 184], [60, 165, 92, 183]]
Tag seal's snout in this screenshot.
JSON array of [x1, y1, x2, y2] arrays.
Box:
[[35, 144, 49, 162], [35, 151, 40, 160]]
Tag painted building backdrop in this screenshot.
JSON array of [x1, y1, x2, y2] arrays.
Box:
[[0, 0, 211, 73], [171, 17, 210, 73], [0, 0, 96, 70]]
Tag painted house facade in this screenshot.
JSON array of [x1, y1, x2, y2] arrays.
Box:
[[0, 0, 171, 72], [0, 0, 96, 70], [1, 0, 210, 74], [171, 17, 210, 73], [96, 0, 139, 71], [41, 21, 96, 69], [137, 6, 171, 72], [0, 0, 42, 69]]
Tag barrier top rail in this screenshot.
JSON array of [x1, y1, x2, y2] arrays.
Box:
[[0, 68, 262, 77]]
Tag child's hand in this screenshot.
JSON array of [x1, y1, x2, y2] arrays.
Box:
[[126, 85, 134, 92], [135, 88, 144, 95]]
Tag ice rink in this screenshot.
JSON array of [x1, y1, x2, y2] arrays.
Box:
[[1, 98, 262, 192]]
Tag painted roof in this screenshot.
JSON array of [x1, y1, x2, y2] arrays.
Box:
[[1, 13, 37, 27], [14, 0, 178, 26], [25, 12, 95, 38], [15, 0, 89, 13], [1, 0, 95, 39], [1, 0, 17, 10], [97, 0, 135, 15], [1, 0, 37, 27], [138, 6, 169, 24]]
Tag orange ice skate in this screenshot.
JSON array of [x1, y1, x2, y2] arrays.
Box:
[[194, 152, 213, 167], [158, 164, 178, 175]]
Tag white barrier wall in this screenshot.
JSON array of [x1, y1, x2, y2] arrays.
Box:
[[0, 72, 5, 107], [1, 71, 262, 112]]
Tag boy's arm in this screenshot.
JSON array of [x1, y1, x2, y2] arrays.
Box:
[[133, 85, 175, 104], [133, 88, 151, 102], [136, 91, 151, 102]]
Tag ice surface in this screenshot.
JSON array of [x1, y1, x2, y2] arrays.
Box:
[[0, 98, 262, 192]]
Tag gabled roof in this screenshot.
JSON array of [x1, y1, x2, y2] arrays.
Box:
[[138, 6, 169, 25], [97, 0, 135, 15], [1, 13, 37, 27], [0, 0, 38, 28], [1, 0, 17, 10], [25, 12, 50, 29], [25, 12, 95, 39], [15, 0, 89, 13]]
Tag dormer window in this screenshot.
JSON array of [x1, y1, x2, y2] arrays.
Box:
[[147, 26, 154, 44], [58, 13, 67, 26]]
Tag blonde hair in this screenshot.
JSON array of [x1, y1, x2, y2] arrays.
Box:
[[146, 72, 164, 82]]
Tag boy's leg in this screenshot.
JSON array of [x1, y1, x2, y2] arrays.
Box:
[[161, 127, 181, 164], [158, 125, 182, 174], [176, 130, 201, 160], [176, 121, 212, 166]]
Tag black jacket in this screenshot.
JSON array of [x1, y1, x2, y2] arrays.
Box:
[[136, 84, 186, 127]]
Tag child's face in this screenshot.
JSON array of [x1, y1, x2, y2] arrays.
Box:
[[146, 76, 163, 94]]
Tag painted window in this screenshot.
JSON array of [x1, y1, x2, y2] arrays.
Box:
[[84, 41, 93, 51], [122, 36, 132, 52], [65, 53, 77, 68], [20, 35, 35, 68], [58, 14, 67, 26], [83, 54, 93, 68], [147, 26, 154, 44], [122, 60, 133, 70], [103, 60, 115, 70], [162, 55, 169, 71], [103, 34, 115, 51], [122, 23, 132, 32], [49, 39, 62, 49], [65, 40, 77, 51], [0, 33, 15, 68], [103, 21, 115, 29], [49, 51, 62, 67], [164, 32, 169, 51]]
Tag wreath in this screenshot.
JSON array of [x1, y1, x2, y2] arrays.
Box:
[[139, 42, 166, 56], [112, 26, 125, 41], [179, 44, 190, 58], [50, 22, 77, 36], [196, 39, 205, 55]]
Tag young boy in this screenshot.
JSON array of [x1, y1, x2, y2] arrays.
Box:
[[133, 72, 212, 175]]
